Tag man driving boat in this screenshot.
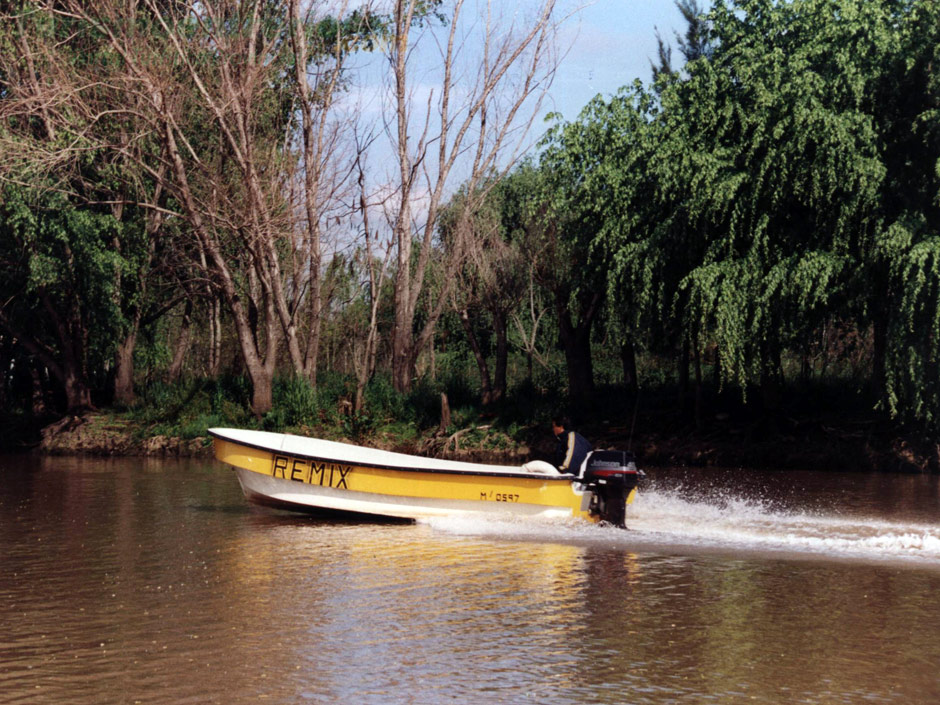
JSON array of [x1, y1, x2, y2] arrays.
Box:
[[551, 414, 592, 476]]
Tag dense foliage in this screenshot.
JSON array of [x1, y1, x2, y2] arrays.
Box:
[[1, 0, 938, 451], [543, 0, 940, 431]]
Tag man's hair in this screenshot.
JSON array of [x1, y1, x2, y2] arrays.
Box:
[[551, 413, 570, 429]]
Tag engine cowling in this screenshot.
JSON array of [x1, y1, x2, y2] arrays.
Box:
[[580, 450, 640, 528]]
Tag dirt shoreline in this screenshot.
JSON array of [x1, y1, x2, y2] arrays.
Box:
[[35, 414, 212, 458], [27, 412, 940, 474]]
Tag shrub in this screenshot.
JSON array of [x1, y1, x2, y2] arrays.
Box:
[[363, 373, 404, 420], [272, 376, 318, 427]]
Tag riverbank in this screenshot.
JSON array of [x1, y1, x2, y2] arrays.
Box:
[[24, 409, 940, 474], [36, 413, 212, 457]]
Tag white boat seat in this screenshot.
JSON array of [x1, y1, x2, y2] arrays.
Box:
[[520, 460, 564, 475]]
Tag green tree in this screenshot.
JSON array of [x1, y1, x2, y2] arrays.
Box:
[[658, 0, 885, 409], [537, 105, 633, 408], [0, 5, 168, 412], [606, 0, 940, 430], [871, 0, 940, 427], [0, 189, 126, 412]]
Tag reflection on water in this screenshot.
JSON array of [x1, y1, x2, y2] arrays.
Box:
[[1, 455, 939, 704]]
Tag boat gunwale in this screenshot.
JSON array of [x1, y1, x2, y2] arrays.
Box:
[[208, 428, 578, 482]]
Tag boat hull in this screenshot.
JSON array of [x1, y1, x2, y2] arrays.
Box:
[[233, 466, 584, 520], [210, 428, 635, 523]]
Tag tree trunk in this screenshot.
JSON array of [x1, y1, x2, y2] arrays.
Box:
[[0, 344, 8, 412], [208, 297, 222, 377], [63, 369, 93, 414], [439, 392, 451, 433], [391, 264, 415, 393], [492, 309, 508, 403], [113, 330, 137, 406], [760, 347, 782, 421], [693, 340, 704, 431], [678, 339, 690, 414], [459, 309, 494, 405], [109, 191, 154, 409], [620, 340, 638, 395], [556, 292, 600, 410], [167, 301, 193, 382], [871, 313, 888, 403], [29, 362, 47, 416], [564, 331, 594, 410], [290, 0, 331, 387], [713, 344, 722, 388], [304, 279, 322, 387], [559, 318, 594, 410], [247, 362, 273, 417]]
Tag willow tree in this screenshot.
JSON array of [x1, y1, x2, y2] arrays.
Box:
[[537, 85, 667, 407], [871, 0, 940, 428], [651, 0, 884, 409], [586, 0, 940, 434], [629, 0, 936, 422], [690, 0, 939, 426]]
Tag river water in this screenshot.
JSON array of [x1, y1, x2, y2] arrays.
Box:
[[1, 455, 939, 704]]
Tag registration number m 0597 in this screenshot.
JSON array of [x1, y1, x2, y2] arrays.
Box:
[[271, 454, 352, 489], [480, 491, 520, 502]]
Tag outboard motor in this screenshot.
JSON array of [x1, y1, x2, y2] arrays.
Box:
[[581, 450, 641, 528]]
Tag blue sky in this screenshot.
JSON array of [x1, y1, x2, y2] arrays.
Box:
[[546, 1, 689, 121], [334, 1, 697, 213], [342, 1, 695, 133]]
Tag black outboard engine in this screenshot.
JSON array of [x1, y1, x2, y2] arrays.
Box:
[[581, 450, 640, 528]]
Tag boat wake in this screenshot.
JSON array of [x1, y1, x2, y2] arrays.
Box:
[[423, 486, 940, 568]]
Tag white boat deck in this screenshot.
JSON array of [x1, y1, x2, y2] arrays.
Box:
[[208, 428, 563, 477]]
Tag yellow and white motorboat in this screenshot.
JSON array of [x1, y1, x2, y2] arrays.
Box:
[[209, 428, 640, 527]]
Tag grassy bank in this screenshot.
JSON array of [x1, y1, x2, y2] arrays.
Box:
[[5, 371, 938, 474]]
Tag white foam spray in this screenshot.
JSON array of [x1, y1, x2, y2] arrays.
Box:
[[422, 486, 940, 567]]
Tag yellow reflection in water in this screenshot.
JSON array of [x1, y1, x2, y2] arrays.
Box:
[[211, 518, 600, 700]]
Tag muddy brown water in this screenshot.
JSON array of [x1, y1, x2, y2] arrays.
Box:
[[2, 455, 939, 704]]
